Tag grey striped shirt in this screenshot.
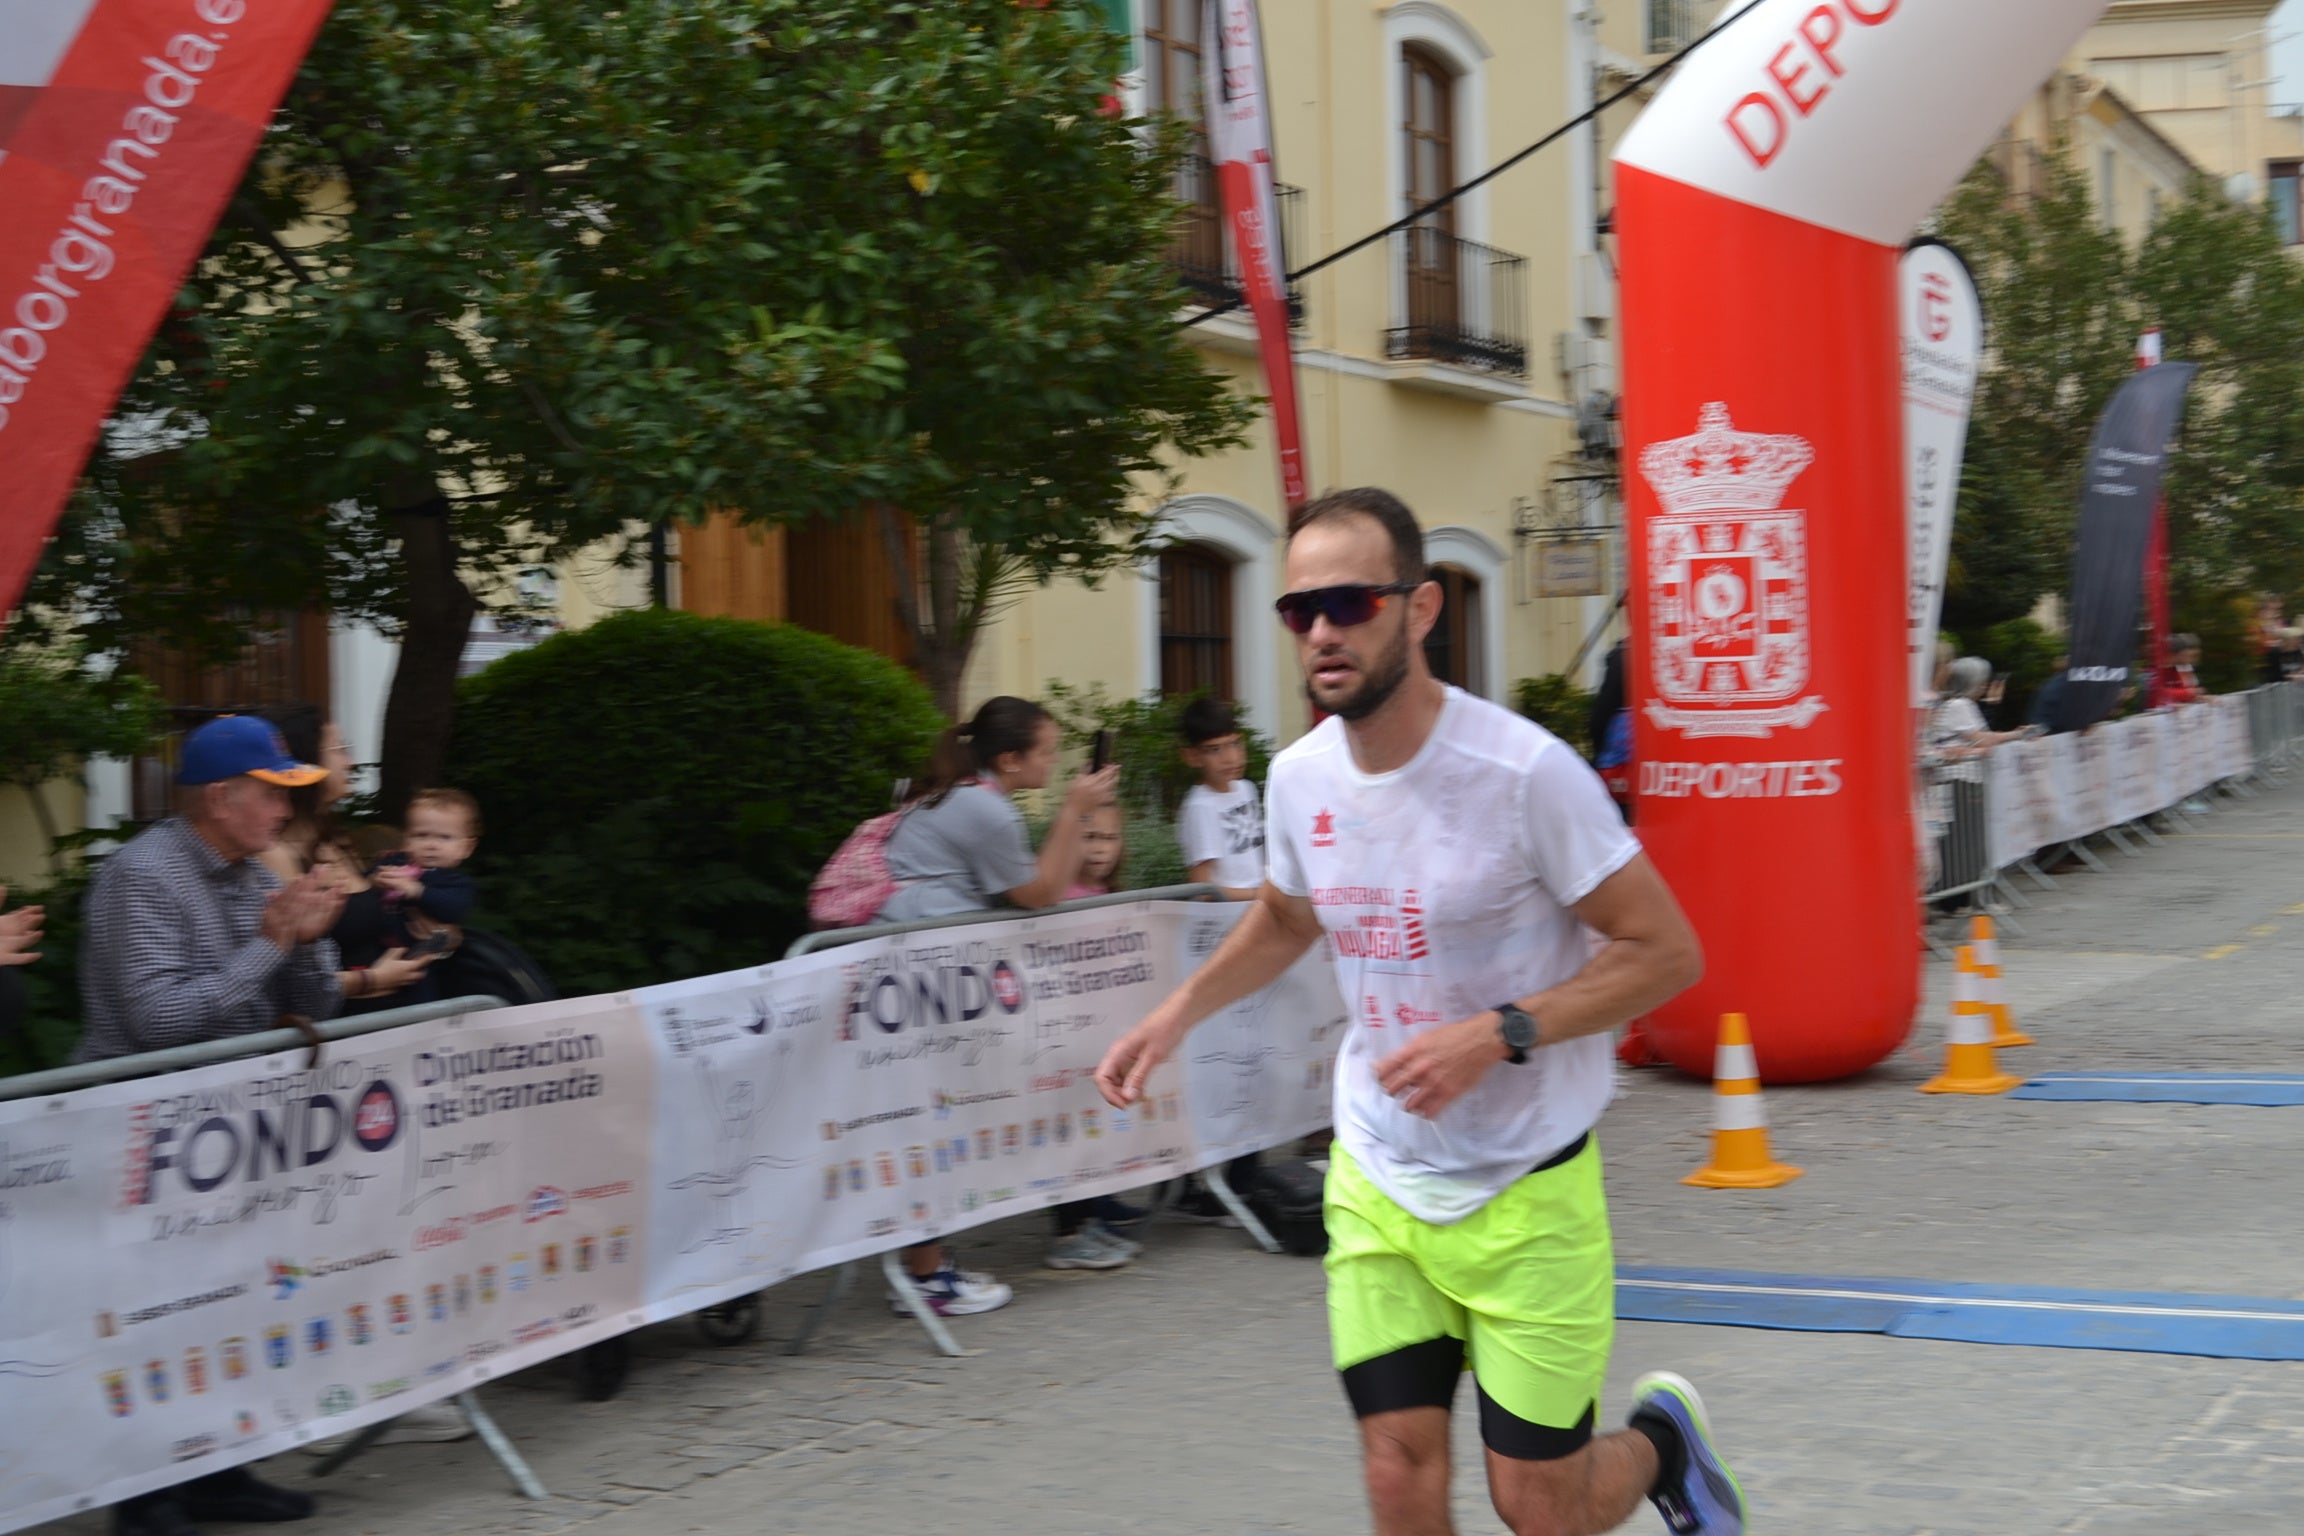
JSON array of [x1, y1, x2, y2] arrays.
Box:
[[73, 817, 342, 1063]]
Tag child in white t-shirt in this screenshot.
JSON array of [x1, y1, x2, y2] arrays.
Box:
[[1173, 697, 1268, 1221], [1176, 697, 1265, 900]]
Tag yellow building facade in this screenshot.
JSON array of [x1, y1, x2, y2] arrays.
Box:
[[2078, 0, 2304, 238], [951, 0, 1645, 743]]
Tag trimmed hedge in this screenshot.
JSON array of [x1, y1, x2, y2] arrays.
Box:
[[447, 609, 944, 996]]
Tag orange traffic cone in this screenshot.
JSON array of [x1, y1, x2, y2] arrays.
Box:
[[1969, 915, 2033, 1048], [1683, 1013, 1802, 1189], [1920, 946, 2021, 1095]]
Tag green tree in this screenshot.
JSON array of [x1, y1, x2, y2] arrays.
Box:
[[1933, 155, 2135, 634], [0, 652, 161, 873], [2131, 182, 2304, 662], [32, 0, 1246, 804], [1936, 156, 2304, 676]]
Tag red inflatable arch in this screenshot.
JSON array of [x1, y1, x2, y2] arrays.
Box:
[[1612, 0, 2106, 1082]]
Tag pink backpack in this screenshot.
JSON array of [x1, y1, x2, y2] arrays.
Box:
[[807, 808, 909, 930]]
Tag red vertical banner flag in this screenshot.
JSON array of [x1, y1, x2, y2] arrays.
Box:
[[2137, 327, 2171, 709], [1202, 0, 1306, 515], [0, 0, 335, 620]]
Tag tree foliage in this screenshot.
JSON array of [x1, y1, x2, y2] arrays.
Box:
[[30, 0, 1248, 795], [1937, 155, 2304, 676], [0, 652, 162, 871], [446, 608, 945, 994], [1934, 155, 2135, 635]]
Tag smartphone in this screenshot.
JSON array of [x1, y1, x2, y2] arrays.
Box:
[[409, 930, 454, 959], [1091, 729, 1114, 773]]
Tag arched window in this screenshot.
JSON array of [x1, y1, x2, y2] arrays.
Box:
[[1423, 564, 1483, 695], [1159, 541, 1235, 701]]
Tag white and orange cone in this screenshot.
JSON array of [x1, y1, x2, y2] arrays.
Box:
[[1920, 946, 2022, 1095], [1969, 914, 2033, 1048], [1683, 1013, 1802, 1189]]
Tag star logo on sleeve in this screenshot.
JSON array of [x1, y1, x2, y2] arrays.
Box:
[[1311, 808, 1336, 848]]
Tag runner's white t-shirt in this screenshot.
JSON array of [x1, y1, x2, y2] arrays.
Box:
[[1178, 779, 1266, 891], [1266, 689, 1640, 1224]]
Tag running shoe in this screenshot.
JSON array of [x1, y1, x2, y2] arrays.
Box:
[[1630, 1371, 1744, 1536], [1170, 1181, 1241, 1228], [1082, 1218, 1143, 1260], [888, 1266, 1013, 1316], [1044, 1231, 1130, 1270], [1087, 1194, 1150, 1231]]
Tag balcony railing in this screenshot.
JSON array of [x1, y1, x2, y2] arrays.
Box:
[[1645, 0, 1711, 54], [1170, 153, 1307, 325], [1386, 226, 1528, 378]]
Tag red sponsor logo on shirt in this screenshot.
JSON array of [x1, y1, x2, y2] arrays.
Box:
[[1311, 809, 1336, 848]]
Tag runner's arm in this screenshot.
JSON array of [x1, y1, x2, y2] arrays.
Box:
[[1518, 851, 1703, 1047], [1375, 853, 1701, 1118], [1093, 882, 1321, 1106]]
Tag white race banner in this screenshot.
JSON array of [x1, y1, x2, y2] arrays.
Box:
[[1901, 240, 1983, 706], [0, 901, 1350, 1530], [1968, 685, 2294, 870], [0, 992, 654, 1532]]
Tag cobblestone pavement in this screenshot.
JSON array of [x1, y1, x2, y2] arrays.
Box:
[[39, 776, 2304, 1535]]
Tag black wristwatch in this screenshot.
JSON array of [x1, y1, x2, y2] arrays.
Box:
[[1495, 1003, 1539, 1065]]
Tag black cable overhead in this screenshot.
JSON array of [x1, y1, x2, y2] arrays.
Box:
[[1179, 0, 1770, 329]]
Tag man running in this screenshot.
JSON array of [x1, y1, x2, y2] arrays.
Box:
[[1096, 489, 1742, 1536]]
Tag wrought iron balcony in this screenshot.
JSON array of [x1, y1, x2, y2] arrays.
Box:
[[1170, 153, 1307, 325], [1385, 226, 1528, 378], [1645, 0, 1712, 54]]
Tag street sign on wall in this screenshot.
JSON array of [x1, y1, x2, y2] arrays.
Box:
[[1532, 540, 1606, 598]]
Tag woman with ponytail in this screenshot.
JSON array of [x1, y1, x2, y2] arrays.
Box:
[[875, 695, 1118, 1318], [876, 695, 1118, 924]]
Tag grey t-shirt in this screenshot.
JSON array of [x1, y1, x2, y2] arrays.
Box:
[[876, 781, 1038, 922]]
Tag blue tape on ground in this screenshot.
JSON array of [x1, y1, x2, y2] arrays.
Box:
[[2010, 1072, 2304, 1106], [1616, 1266, 2304, 1360]]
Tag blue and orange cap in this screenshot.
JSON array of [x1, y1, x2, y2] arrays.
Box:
[[175, 715, 327, 788]]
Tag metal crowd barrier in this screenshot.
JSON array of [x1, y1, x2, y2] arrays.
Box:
[[786, 882, 1221, 959], [0, 996, 556, 1499], [0, 994, 505, 1102], [1922, 683, 2304, 946], [1920, 770, 1993, 911], [784, 882, 1251, 1358]]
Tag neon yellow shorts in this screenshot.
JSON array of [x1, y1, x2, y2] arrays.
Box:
[[1324, 1137, 1614, 1440]]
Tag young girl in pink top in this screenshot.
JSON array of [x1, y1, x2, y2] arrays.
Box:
[[1062, 803, 1125, 902]]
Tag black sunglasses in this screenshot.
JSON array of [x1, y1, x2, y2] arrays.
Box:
[[1274, 583, 1420, 635]]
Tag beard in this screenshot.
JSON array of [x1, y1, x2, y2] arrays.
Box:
[[1311, 622, 1413, 721]]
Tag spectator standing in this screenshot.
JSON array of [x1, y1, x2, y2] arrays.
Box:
[[255, 708, 439, 1016], [1045, 801, 1146, 1272], [1173, 697, 1273, 1220], [1176, 697, 1265, 900], [1063, 801, 1127, 902], [2158, 634, 2207, 706], [1587, 639, 1628, 767], [2027, 657, 2073, 736], [1925, 658, 2029, 902], [0, 887, 41, 1064], [875, 695, 1118, 1315], [369, 789, 481, 933], [75, 715, 341, 1536], [2265, 628, 2304, 684], [255, 705, 355, 887]]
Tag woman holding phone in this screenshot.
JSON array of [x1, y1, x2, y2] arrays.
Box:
[[872, 695, 1119, 1316], [258, 706, 440, 1012]]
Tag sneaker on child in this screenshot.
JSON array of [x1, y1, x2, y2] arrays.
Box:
[[888, 1266, 1013, 1316], [1044, 1230, 1131, 1270]]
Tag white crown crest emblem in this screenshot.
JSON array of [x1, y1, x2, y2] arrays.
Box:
[[1639, 403, 1814, 515]]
